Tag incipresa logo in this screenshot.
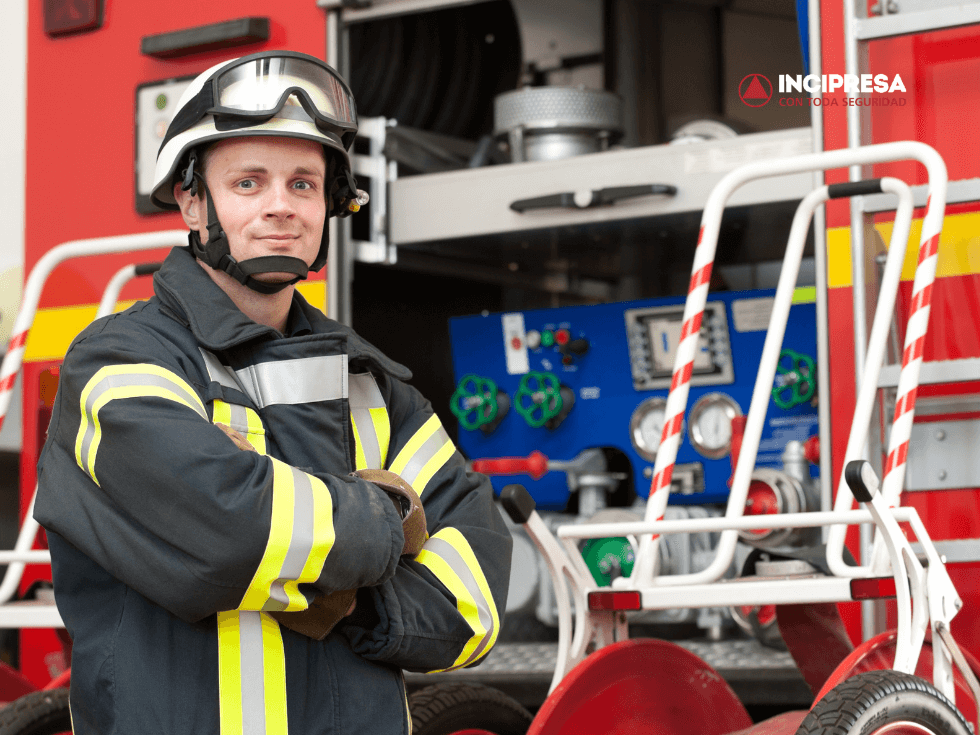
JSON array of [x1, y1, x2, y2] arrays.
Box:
[[739, 72, 908, 109], [739, 74, 773, 107]]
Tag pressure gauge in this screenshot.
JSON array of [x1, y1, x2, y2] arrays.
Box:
[[688, 393, 742, 459], [629, 397, 672, 462]]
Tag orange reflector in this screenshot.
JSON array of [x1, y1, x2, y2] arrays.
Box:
[[850, 577, 897, 600], [588, 591, 642, 611]]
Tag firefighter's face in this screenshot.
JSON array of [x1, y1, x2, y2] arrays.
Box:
[[177, 136, 327, 283]]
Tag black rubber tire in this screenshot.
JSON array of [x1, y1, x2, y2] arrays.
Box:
[[796, 669, 972, 735], [0, 689, 71, 735], [409, 683, 533, 735]]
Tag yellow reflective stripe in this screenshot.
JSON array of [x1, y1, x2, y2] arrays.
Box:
[[349, 373, 390, 470], [217, 611, 288, 735], [212, 400, 267, 456], [74, 364, 206, 486], [416, 528, 500, 672], [412, 441, 456, 497], [388, 414, 456, 496], [369, 407, 390, 468], [244, 406, 266, 455], [389, 415, 439, 475], [239, 457, 334, 612], [351, 414, 368, 470], [260, 613, 288, 735], [213, 400, 232, 426], [217, 612, 244, 735]]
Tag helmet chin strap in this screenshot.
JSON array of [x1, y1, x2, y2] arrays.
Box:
[[182, 153, 311, 295]]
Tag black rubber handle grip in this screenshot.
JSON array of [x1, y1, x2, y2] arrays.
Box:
[[134, 262, 163, 276], [510, 192, 578, 213], [844, 460, 876, 503], [593, 184, 677, 205], [827, 179, 883, 200], [500, 484, 536, 524]]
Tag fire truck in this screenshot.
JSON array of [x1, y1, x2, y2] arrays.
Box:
[[1, 0, 980, 732]]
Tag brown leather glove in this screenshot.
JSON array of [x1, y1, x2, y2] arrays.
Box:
[[269, 589, 356, 641], [350, 469, 428, 557], [215, 423, 256, 452]]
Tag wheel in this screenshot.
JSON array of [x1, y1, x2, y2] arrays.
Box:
[[0, 689, 71, 735], [797, 669, 971, 735], [409, 683, 533, 735]]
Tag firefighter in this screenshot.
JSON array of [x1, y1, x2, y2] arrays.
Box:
[[34, 50, 511, 735]]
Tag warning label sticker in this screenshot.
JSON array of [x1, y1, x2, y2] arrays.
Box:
[[731, 297, 775, 332]]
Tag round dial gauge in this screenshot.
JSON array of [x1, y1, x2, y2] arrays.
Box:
[[629, 397, 671, 462], [688, 393, 742, 459]]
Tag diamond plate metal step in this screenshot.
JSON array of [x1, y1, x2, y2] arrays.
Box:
[[403, 639, 812, 711]]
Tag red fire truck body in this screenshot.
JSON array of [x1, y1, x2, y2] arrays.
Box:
[[818, 15, 980, 647]]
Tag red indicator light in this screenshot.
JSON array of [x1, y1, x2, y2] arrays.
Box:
[[588, 591, 642, 611], [850, 577, 897, 600], [511, 337, 523, 350], [555, 329, 570, 346]]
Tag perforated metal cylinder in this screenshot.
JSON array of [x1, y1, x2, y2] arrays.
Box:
[[494, 86, 624, 133], [494, 86, 624, 162]]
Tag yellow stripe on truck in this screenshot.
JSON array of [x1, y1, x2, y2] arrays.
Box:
[[828, 210, 980, 288], [23, 281, 326, 362]]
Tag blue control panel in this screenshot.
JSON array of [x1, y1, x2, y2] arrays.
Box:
[[449, 289, 819, 509]]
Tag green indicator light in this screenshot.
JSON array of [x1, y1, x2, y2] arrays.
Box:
[[155, 94, 168, 110], [541, 330, 555, 347]]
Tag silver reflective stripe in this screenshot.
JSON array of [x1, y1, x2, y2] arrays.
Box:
[[239, 612, 267, 735], [349, 373, 385, 470], [400, 424, 452, 488], [200, 349, 245, 392], [267, 467, 317, 610], [80, 372, 206, 468], [235, 355, 348, 408], [424, 537, 495, 667], [227, 403, 249, 434]]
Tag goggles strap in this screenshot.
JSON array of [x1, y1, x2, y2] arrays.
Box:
[[186, 168, 307, 295]]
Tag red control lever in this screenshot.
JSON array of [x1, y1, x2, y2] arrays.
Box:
[[728, 415, 748, 488], [471, 450, 550, 481]]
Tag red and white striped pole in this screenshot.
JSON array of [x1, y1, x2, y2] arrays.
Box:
[[879, 199, 942, 505], [623, 141, 947, 589], [0, 231, 187, 434]]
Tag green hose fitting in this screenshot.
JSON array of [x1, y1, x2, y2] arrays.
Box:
[[772, 349, 816, 409], [514, 371, 563, 428]]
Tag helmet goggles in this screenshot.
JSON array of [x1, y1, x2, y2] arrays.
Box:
[[161, 51, 358, 154]]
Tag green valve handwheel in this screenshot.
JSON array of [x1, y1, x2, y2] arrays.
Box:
[[772, 349, 816, 409], [514, 371, 562, 428], [582, 537, 636, 586], [450, 374, 500, 431]]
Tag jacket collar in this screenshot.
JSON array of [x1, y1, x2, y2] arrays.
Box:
[[153, 246, 412, 380]]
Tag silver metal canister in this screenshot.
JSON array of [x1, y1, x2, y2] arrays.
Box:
[[493, 86, 624, 162]]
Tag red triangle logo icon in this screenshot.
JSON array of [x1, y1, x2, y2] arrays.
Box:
[[743, 75, 769, 99]]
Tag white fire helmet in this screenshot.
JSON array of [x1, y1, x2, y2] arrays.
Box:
[[151, 50, 368, 293]]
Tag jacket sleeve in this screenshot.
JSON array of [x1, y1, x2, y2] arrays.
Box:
[[34, 319, 405, 623], [340, 376, 512, 673]]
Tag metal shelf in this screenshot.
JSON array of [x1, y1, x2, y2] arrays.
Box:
[[389, 128, 815, 245]]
